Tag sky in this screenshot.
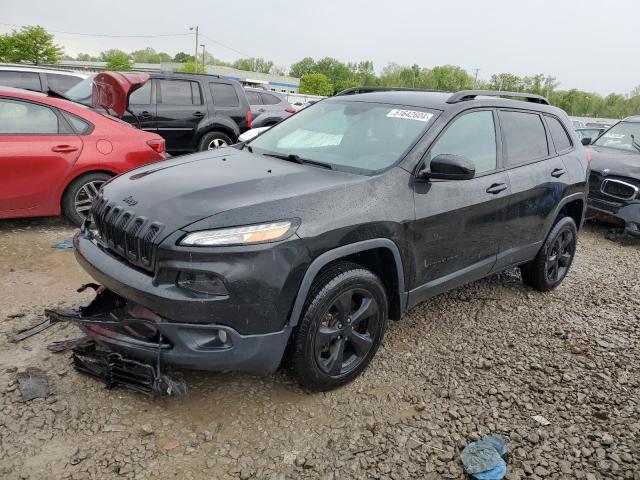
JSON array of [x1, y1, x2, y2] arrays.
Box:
[[2, 0, 639, 96]]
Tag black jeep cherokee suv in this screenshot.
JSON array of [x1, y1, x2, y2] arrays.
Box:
[[65, 88, 588, 391]]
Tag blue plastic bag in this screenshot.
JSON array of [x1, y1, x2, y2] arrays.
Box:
[[460, 435, 508, 480]]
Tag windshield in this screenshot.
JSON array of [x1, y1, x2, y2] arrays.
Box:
[[593, 122, 640, 153], [248, 99, 437, 174], [63, 74, 96, 105]]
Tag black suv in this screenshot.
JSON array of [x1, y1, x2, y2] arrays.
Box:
[[64, 72, 251, 153], [586, 116, 640, 236], [58, 88, 588, 391]]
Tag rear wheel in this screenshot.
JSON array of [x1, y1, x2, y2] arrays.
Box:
[[199, 131, 233, 151], [290, 262, 387, 391], [521, 216, 578, 291], [62, 172, 112, 226]]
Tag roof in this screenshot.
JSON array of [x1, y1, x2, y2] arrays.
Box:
[[0, 63, 87, 77], [623, 116, 640, 123], [331, 89, 559, 113]]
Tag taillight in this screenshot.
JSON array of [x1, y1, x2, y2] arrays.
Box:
[[246, 110, 252, 130], [147, 139, 165, 154], [586, 147, 593, 163], [285, 108, 296, 114]]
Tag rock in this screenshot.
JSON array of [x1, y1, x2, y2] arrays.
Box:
[[532, 415, 551, 426], [139, 424, 154, 436], [601, 433, 614, 446]]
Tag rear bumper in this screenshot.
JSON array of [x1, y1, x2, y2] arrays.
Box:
[[588, 196, 640, 236]]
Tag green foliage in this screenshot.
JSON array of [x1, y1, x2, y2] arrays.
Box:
[[0, 25, 63, 64], [290, 57, 316, 78], [232, 57, 274, 74], [173, 52, 195, 63], [300, 73, 333, 96], [130, 47, 172, 64], [76, 53, 100, 62], [174, 61, 205, 74], [102, 49, 133, 71]]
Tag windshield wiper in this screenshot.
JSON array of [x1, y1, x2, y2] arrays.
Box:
[[630, 134, 640, 153], [262, 152, 333, 170]]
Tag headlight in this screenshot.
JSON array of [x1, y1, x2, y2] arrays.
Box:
[[179, 220, 297, 246]]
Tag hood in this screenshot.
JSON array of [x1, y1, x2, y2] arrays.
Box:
[[92, 72, 150, 118], [98, 148, 363, 234], [590, 145, 640, 178]]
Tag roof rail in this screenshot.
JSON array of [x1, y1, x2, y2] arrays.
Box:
[[335, 86, 444, 96], [447, 90, 550, 105]]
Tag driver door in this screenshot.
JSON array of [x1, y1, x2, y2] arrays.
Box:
[[409, 109, 510, 306]]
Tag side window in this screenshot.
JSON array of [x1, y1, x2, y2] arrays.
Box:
[[210, 83, 240, 108], [0, 98, 59, 134], [260, 93, 280, 105], [61, 111, 92, 134], [430, 110, 497, 174], [246, 91, 261, 105], [129, 81, 152, 105], [46, 73, 82, 92], [545, 115, 573, 153], [500, 111, 549, 166], [158, 80, 200, 105], [0, 71, 42, 91]]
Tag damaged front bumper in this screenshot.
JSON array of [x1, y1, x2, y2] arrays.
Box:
[[587, 197, 640, 236], [46, 287, 290, 377]]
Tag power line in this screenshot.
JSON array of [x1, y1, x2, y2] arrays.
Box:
[[198, 32, 254, 58], [0, 22, 193, 38]]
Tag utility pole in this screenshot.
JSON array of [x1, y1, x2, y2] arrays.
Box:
[[190, 26, 199, 64], [200, 44, 206, 71], [473, 68, 480, 88]]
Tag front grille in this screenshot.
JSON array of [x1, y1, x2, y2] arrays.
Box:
[[601, 179, 638, 201], [90, 197, 164, 271]]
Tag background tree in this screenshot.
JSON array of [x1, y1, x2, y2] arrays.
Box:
[[2, 25, 63, 64], [174, 61, 205, 74], [289, 57, 316, 78], [173, 52, 195, 63], [130, 47, 171, 64], [102, 49, 133, 71], [299, 73, 333, 96], [76, 53, 100, 62], [232, 57, 274, 74]]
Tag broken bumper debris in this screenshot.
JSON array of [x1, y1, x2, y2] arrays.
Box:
[[46, 286, 187, 397]]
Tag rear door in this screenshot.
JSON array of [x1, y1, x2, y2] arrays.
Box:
[[246, 89, 263, 121], [0, 97, 82, 214], [154, 78, 205, 151], [410, 109, 509, 304], [122, 79, 157, 133], [0, 70, 43, 92], [210, 81, 247, 131], [496, 110, 571, 268]]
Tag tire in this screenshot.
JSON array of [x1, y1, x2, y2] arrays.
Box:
[[198, 131, 233, 151], [61, 172, 112, 226], [290, 262, 388, 391], [520, 216, 578, 292]]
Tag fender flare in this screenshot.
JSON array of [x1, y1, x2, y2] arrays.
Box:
[[542, 192, 587, 238], [288, 238, 406, 328]]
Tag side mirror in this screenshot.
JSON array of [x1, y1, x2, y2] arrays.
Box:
[[581, 137, 592, 146], [418, 154, 475, 181]]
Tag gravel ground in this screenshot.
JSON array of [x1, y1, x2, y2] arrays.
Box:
[[0, 218, 638, 480]]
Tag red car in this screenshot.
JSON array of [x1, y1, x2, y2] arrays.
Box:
[[0, 72, 166, 225]]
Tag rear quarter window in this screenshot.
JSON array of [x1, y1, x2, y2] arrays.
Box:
[[61, 111, 92, 134], [545, 115, 573, 153], [260, 93, 281, 105], [46, 73, 82, 92], [210, 83, 240, 108], [500, 111, 549, 166]]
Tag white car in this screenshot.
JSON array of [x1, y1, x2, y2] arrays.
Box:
[[0, 64, 88, 93], [238, 126, 271, 142]]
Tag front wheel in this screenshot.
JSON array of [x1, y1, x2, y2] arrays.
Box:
[[290, 262, 388, 391], [521, 216, 578, 291]]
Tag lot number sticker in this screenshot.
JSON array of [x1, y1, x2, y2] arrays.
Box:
[[387, 109, 433, 122]]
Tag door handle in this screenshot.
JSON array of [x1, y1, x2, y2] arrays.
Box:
[[258, 108, 266, 113], [551, 168, 566, 178], [139, 110, 152, 118], [486, 183, 507, 194], [52, 145, 79, 153], [193, 111, 205, 118]]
